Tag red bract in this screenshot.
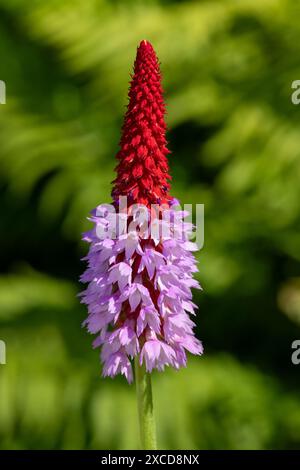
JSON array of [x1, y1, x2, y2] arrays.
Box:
[[112, 40, 172, 207]]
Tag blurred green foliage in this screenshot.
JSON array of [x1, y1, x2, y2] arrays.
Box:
[[0, 0, 300, 450]]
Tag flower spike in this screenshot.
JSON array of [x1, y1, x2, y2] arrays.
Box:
[[80, 41, 203, 383]]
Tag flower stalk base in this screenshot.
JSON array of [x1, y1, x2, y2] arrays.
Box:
[[135, 357, 157, 450]]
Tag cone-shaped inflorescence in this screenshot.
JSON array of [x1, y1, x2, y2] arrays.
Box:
[[80, 41, 203, 382], [112, 40, 171, 207]]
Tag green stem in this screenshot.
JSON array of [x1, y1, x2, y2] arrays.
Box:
[[134, 357, 157, 450]]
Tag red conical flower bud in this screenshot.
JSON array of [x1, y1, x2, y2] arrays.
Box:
[[112, 40, 172, 207]]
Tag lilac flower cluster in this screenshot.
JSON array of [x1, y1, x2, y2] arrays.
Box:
[[80, 201, 203, 382]]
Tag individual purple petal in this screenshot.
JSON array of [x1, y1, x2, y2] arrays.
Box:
[[140, 339, 176, 372], [102, 351, 133, 383], [136, 306, 161, 337], [108, 262, 132, 291]]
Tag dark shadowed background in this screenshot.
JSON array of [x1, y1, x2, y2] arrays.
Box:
[[0, 0, 300, 450]]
